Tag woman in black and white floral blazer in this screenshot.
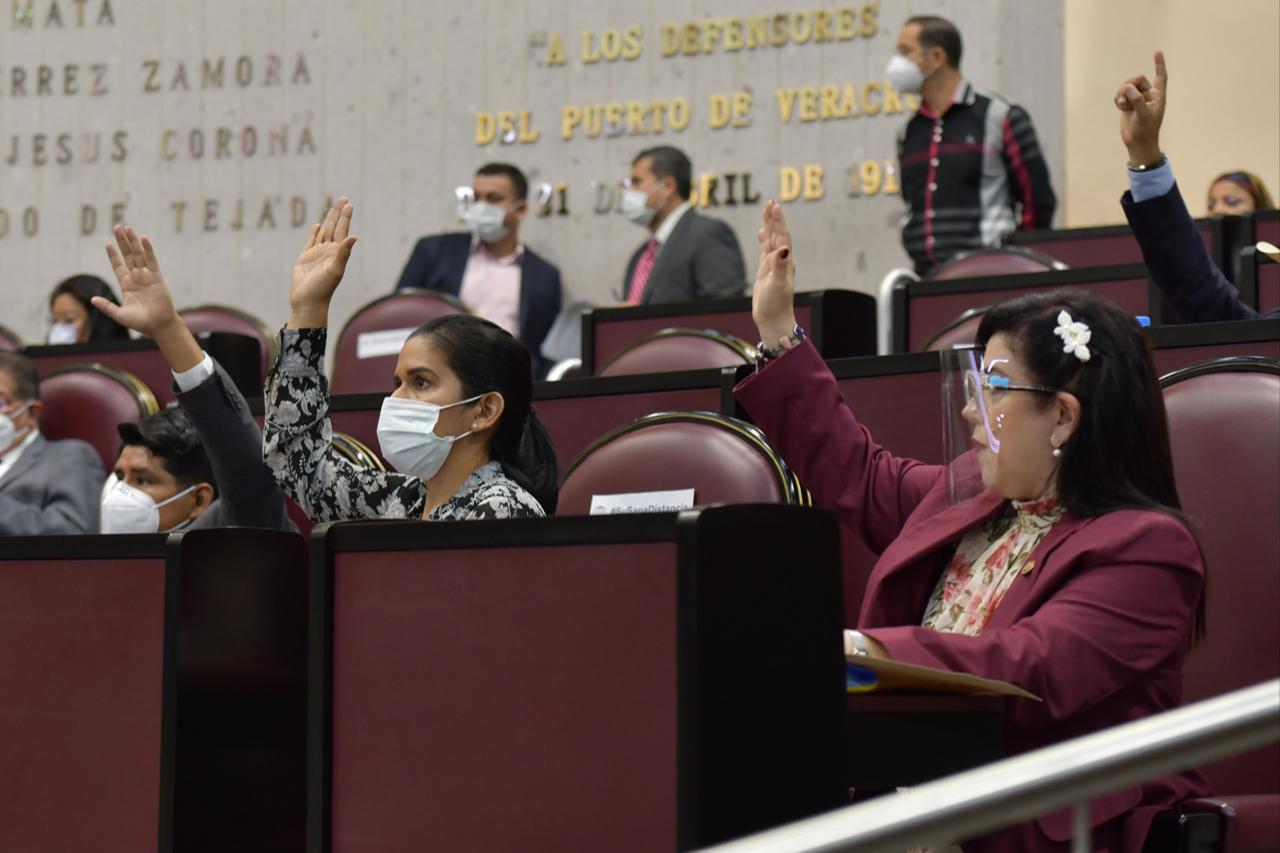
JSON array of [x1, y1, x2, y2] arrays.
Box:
[[262, 198, 558, 522]]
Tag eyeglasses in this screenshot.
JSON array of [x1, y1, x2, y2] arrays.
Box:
[[963, 371, 1060, 406]]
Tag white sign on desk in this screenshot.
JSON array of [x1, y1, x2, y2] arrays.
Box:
[[356, 328, 416, 359], [589, 488, 696, 516]]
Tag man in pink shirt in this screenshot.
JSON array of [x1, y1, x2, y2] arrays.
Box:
[[395, 163, 563, 378]]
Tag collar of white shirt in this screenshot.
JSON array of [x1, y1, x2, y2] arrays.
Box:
[[470, 236, 525, 264], [0, 427, 40, 482], [654, 201, 692, 245]]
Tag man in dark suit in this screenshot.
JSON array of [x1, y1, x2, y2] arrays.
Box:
[[621, 146, 746, 305], [1116, 51, 1277, 322], [0, 352, 104, 535], [395, 163, 562, 377], [91, 224, 295, 533]]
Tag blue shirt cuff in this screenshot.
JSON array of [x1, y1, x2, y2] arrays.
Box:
[[1128, 159, 1175, 202]]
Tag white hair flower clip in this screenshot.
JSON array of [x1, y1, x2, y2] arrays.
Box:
[[1053, 310, 1092, 362]]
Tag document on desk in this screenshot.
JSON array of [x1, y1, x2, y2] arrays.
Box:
[[845, 656, 1040, 701]]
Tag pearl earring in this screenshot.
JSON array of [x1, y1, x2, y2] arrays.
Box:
[[1052, 447, 1063, 459]]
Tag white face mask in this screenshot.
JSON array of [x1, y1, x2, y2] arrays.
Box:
[[376, 394, 484, 482], [885, 53, 928, 95], [0, 401, 33, 451], [100, 474, 198, 535], [47, 322, 80, 345], [621, 186, 660, 226], [463, 201, 513, 242]]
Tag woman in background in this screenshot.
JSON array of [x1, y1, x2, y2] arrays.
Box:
[[1206, 170, 1274, 216], [48, 274, 130, 344]]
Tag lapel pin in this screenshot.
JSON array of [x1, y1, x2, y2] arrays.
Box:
[[1021, 559, 1036, 575]]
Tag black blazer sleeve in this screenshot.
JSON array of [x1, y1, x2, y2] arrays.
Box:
[[692, 217, 747, 298], [175, 359, 296, 532], [1121, 182, 1258, 323]]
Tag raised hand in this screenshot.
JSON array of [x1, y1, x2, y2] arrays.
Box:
[[752, 200, 799, 350], [94, 225, 205, 373], [288, 197, 357, 328], [1115, 50, 1167, 167], [94, 225, 180, 339]]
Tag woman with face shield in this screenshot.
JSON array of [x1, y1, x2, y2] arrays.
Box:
[[736, 201, 1208, 852], [262, 199, 558, 521]]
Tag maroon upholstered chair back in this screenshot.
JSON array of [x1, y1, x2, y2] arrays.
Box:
[[927, 247, 1067, 281], [332, 290, 471, 395], [1162, 357, 1280, 795], [557, 412, 804, 516], [0, 323, 23, 352], [597, 328, 755, 377], [40, 364, 161, 470], [178, 305, 278, 382], [923, 307, 990, 352]]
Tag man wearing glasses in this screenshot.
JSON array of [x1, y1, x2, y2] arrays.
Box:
[[0, 352, 104, 535]]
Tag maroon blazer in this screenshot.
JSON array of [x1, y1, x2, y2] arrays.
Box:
[[736, 342, 1209, 852]]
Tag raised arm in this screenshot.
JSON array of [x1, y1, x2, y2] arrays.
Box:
[[735, 201, 938, 552], [1115, 51, 1259, 322], [262, 199, 426, 521], [93, 225, 295, 530]]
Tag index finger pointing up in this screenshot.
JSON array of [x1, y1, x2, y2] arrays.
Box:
[[1154, 50, 1167, 92]]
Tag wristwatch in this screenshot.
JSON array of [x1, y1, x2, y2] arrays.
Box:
[[1127, 153, 1167, 172]]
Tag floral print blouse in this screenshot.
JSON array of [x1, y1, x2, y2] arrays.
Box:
[[261, 327, 545, 522], [921, 497, 1065, 636]]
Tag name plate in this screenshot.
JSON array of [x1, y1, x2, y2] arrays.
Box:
[[356, 327, 416, 359], [589, 488, 695, 515]]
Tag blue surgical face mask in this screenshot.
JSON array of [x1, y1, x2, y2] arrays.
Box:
[[376, 394, 484, 482]]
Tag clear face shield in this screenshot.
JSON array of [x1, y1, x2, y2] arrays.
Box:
[[940, 347, 992, 506], [936, 345, 1064, 504], [940, 346, 1063, 506]]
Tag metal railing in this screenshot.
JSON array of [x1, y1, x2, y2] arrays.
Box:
[[700, 679, 1280, 853]]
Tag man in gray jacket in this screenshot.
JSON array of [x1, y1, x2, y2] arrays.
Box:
[[620, 146, 746, 305], [92, 224, 294, 534], [0, 352, 104, 535]]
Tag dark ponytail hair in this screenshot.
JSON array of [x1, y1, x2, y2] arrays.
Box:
[[977, 290, 1205, 638], [411, 315, 559, 513]]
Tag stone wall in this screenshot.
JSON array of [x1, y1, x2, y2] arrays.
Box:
[[0, 0, 1063, 344]]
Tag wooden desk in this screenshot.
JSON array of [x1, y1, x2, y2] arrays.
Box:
[[308, 506, 847, 852], [1010, 218, 1224, 272], [0, 529, 308, 853], [22, 332, 262, 405], [1149, 318, 1280, 374], [891, 264, 1154, 352], [845, 694, 1005, 790], [581, 289, 876, 374]]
